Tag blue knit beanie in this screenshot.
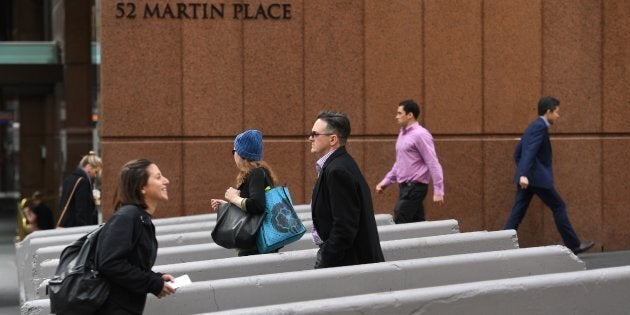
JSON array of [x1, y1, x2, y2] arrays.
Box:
[[234, 129, 263, 161]]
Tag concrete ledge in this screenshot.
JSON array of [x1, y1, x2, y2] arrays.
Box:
[[199, 265, 630, 315], [143, 246, 582, 314], [32, 219, 455, 299], [29, 229, 518, 311], [19, 220, 225, 303], [23, 210, 313, 251], [38, 229, 514, 302], [20, 204, 313, 241], [25, 243, 584, 315], [24, 214, 394, 302], [31, 214, 394, 279], [152, 230, 517, 278]]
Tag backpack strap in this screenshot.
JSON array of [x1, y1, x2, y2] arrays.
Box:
[[56, 177, 83, 228]]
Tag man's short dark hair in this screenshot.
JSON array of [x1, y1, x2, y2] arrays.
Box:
[[316, 111, 351, 145], [399, 99, 420, 119], [538, 96, 560, 116]]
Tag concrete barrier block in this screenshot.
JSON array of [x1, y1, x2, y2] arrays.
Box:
[[34, 216, 420, 291], [150, 230, 517, 284], [26, 245, 595, 315], [201, 265, 630, 315], [20, 204, 312, 241], [143, 246, 583, 314], [25, 214, 394, 301], [17, 204, 314, 304]]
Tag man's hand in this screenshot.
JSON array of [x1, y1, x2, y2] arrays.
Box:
[[375, 183, 386, 194], [433, 195, 444, 206], [519, 176, 529, 189]]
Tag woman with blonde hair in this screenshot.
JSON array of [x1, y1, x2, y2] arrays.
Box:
[[211, 129, 278, 256], [57, 151, 102, 227]]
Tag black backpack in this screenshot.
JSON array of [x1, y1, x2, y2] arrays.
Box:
[[47, 225, 109, 314]]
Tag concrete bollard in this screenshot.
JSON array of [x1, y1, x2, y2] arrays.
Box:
[[23, 210, 313, 251], [199, 265, 630, 315], [25, 219, 312, 303], [18, 219, 230, 303], [24, 214, 395, 302], [32, 218, 442, 300], [30, 214, 393, 284], [25, 230, 522, 314], [142, 246, 583, 314], [18, 205, 315, 304], [149, 229, 516, 281], [21, 204, 312, 240]]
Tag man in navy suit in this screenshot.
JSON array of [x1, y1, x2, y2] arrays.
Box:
[[504, 96, 594, 254]]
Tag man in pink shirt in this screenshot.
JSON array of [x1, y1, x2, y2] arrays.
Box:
[[376, 99, 445, 223]]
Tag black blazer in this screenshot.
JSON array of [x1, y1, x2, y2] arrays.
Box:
[[311, 146, 384, 268], [96, 205, 164, 315], [58, 168, 97, 227], [514, 117, 554, 189]]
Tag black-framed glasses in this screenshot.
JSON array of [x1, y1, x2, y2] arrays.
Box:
[[308, 131, 334, 138]]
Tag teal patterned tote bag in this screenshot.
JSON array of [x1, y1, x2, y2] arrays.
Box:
[[256, 186, 306, 253]]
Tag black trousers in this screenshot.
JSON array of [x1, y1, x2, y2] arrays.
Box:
[[394, 182, 428, 224]]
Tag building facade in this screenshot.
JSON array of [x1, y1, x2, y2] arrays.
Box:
[[2, 0, 630, 251]]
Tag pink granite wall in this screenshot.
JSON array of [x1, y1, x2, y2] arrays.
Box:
[[100, 0, 630, 251]]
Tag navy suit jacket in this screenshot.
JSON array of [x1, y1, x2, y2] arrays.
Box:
[[513, 117, 554, 189], [311, 146, 384, 268]]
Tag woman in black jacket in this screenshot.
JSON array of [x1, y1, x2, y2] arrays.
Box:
[[57, 151, 102, 227], [96, 159, 175, 314], [211, 129, 278, 256]]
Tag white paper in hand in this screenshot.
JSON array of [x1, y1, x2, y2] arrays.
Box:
[[168, 274, 192, 289]]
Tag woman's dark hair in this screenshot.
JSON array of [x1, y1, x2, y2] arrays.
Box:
[[236, 160, 278, 188], [316, 110, 351, 145], [114, 159, 153, 210]]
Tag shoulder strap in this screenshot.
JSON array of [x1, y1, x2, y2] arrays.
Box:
[[260, 167, 274, 189], [56, 177, 84, 228]]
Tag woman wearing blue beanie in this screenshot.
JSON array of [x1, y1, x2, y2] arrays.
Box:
[[211, 129, 279, 256]]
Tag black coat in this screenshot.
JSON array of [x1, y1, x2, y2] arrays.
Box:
[[311, 146, 385, 268], [58, 168, 96, 227], [32, 203, 54, 230], [95, 205, 164, 315]]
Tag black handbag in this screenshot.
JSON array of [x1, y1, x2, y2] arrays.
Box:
[[211, 202, 265, 249], [47, 225, 109, 314]]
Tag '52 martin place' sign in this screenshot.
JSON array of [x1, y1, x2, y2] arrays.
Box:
[[115, 2, 292, 20]]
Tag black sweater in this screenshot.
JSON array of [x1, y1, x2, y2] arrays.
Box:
[[239, 167, 271, 214], [95, 205, 164, 315]]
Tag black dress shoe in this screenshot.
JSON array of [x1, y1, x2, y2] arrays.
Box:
[[571, 241, 595, 255]]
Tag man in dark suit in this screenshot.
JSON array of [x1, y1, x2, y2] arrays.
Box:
[[309, 111, 385, 268], [504, 96, 594, 254]]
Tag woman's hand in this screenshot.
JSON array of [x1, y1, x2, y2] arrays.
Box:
[[224, 187, 241, 204], [210, 199, 226, 211], [158, 274, 176, 298]]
